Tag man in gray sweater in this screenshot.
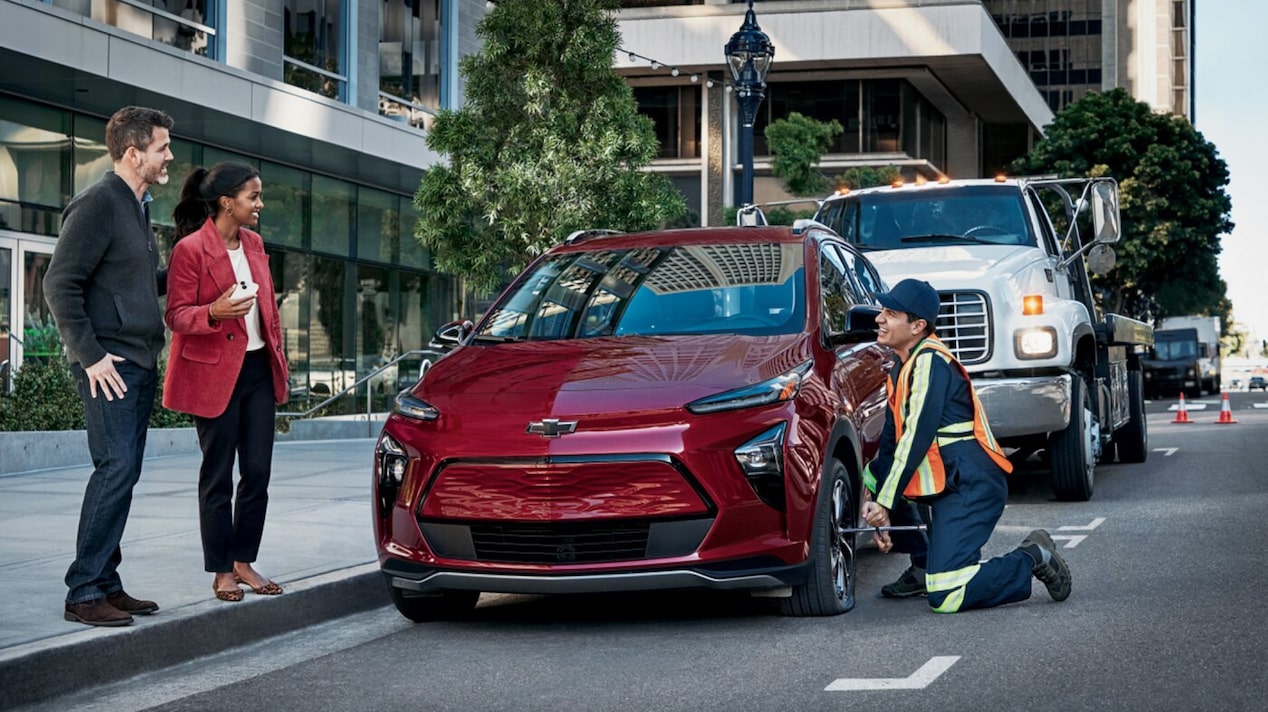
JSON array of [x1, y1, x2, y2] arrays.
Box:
[[44, 106, 174, 627]]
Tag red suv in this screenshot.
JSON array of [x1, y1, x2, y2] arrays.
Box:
[[374, 224, 891, 620]]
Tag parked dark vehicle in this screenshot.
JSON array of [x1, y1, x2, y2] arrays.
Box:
[[1250, 376, 1267, 392], [373, 224, 892, 621]]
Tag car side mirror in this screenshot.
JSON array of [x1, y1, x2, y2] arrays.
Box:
[[432, 319, 474, 347], [833, 305, 881, 345]]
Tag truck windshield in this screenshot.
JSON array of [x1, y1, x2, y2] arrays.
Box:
[[1153, 338, 1198, 360], [819, 186, 1036, 250], [475, 243, 806, 341]]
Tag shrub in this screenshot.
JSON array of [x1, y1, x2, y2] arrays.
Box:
[[0, 358, 194, 431]]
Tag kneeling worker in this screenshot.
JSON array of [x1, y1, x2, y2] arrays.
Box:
[[861, 279, 1071, 613]]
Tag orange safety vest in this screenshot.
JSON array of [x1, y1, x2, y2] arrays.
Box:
[[889, 336, 1013, 499]]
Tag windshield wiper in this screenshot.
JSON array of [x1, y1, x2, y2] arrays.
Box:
[[899, 233, 983, 244]]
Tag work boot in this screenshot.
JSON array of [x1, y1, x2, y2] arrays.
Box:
[[106, 590, 159, 615], [1020, 529, 1072, 601], [880, 565, 927, 598], [64, 598, 134, 627]]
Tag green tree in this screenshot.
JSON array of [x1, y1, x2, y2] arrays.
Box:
[[765, 112, 842, 196], [414, 0, 686, 294], [1010, 89, 1233, 322], [830, 165, 902, 191]]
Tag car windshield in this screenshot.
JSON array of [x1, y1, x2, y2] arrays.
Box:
[[1153, 339, 1198, 360], [821, 186, 1036, 250], [475, 243, 806, 341]]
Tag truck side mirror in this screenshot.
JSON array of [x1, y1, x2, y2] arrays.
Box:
[[1089, 181, 1121, 244]]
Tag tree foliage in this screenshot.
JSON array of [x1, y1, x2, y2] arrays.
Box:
[[413, 0, 686, 294], [765, 113, 842, 196], [831, 165, 902, 191], [1009, 89, 1233, 323]]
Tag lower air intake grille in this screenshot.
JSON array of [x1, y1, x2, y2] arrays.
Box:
[[469, 521, 651, 564]]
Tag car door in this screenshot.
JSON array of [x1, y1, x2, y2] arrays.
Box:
[[817, 238, 889, 460]]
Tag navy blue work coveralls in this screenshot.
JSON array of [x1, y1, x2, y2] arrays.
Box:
[[865, 339, 1034, 613]]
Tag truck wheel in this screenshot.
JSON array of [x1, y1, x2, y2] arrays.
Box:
[[1114, 370, 1149, 464], [1050, 376, 1097, 501], [388, 585, 479, 623], [781, 460, 857, 617]]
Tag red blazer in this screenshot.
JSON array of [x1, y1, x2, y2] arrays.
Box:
[[163, 218, 290, 419]]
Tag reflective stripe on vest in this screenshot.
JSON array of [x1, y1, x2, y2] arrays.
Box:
[[883, 336, 1013, 502]]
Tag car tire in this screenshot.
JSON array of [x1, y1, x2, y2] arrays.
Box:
[[1050, 376, 1096, 502], [388, 585, 479, 623], [1113, 369, 1148, 464], [781, 459, 856, 617]]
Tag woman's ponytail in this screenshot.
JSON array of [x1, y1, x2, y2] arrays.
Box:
[[172, 166, 211, 239]]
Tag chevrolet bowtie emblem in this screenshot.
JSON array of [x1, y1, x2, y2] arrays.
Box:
[[526, 419, 578, 438]]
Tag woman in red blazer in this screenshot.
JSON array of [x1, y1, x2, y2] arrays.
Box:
[[166, 162, 290, 602]]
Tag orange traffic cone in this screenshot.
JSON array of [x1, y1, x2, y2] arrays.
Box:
[[1215, 392, 1238, 424], [1172, 392, 1192, 424]]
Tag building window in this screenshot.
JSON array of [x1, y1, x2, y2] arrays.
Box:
[[379, 0, 442, 130], [0, 97, 71, 236], [311, 175, 354, 255], [259, 161, 310, 250], [53, 1, 216, 58], [632, 86, 700, 159], [284, 0, 346, 101], [357, 188, 399, 264]]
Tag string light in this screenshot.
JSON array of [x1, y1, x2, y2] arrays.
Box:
[[618, 46, 718, 89]]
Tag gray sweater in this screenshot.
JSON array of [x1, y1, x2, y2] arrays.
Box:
[[44, 172, 167, 370]]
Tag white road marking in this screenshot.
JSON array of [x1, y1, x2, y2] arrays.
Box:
[[1153, 447, 1178, 456], [1050, 534, 1087, 548], [1168, 403, 1210, 410], [1253, 403, 1268, 409], [825, 656, 960, 691], [1059, 517, 1105, 531]]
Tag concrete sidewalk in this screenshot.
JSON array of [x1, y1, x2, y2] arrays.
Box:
[[0, 438, 388, 709]]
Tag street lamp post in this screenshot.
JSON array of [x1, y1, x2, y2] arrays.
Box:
[[725, 0, 774, 208]]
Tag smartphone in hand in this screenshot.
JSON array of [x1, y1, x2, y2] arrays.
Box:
[[230, 280, 259, 301]]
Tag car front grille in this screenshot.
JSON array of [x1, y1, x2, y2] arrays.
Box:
[[935, 291, 991, 364], [468, 521, 651, 564]]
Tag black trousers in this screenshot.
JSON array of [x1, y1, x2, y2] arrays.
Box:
[[193, 349, 276, 573]]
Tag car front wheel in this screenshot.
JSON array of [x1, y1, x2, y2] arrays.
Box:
[[781, 459, 857, 616]]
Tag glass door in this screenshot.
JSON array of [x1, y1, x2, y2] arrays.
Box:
[[0, 233, 57, 389]]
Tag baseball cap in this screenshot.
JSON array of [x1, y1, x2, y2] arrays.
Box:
[[876, 278, 941, 327]]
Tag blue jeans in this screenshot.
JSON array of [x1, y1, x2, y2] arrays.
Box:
[[65, 360, 156, 604]]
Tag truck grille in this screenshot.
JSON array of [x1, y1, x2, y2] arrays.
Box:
[[936, 291, 991, 364]]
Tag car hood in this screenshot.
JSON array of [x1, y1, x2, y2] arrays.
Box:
[[415, 334, 810, 418], [867, 244, 1039, 284]]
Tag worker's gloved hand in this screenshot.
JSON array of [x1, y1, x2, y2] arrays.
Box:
[[861, 501, 893, 553]]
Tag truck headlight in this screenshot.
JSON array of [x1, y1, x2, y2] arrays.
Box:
[[1014, 327, 1058, 359]]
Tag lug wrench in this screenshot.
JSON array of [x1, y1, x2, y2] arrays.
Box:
[[839, 524, 927, 536]]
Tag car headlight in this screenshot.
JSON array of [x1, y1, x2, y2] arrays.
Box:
[[376, 433, 409, 487], [394, 390, 439, 421], [685, 361, 813, 414], [733, 422, 787, 510], [1014, 327, 1058, 359]]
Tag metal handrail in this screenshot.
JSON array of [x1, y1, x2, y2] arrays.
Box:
[[276, 348, 441, 419]]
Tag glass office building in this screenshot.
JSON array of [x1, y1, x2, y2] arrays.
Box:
[[0, 0, 485, 403]]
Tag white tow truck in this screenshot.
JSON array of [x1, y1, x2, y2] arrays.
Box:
[[789, 176, 1152, 501]]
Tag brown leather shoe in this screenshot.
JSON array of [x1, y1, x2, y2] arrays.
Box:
[[106, 590, 159, 615], [64, 599, 133, 627]]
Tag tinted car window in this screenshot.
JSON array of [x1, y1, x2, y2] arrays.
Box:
[[476, 243, 806, 341]]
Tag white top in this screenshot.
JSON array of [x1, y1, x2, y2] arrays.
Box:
[[227, 245, 265, 351]]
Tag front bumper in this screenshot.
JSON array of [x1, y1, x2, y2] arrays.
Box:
[[974, 373, 1071, 439], [382, 557, 807, 595]]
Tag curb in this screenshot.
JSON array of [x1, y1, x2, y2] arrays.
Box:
[[0, 565, 388, 710]]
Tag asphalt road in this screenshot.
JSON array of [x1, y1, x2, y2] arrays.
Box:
[[24, 392, 1268, 712]]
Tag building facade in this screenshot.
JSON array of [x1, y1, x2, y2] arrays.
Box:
[[982, 0, 1195, 118], [614, 0, 1055, 225], [0, 0, 487, 403]]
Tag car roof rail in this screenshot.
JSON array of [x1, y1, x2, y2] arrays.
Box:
[[564, 228, 624, 244]]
